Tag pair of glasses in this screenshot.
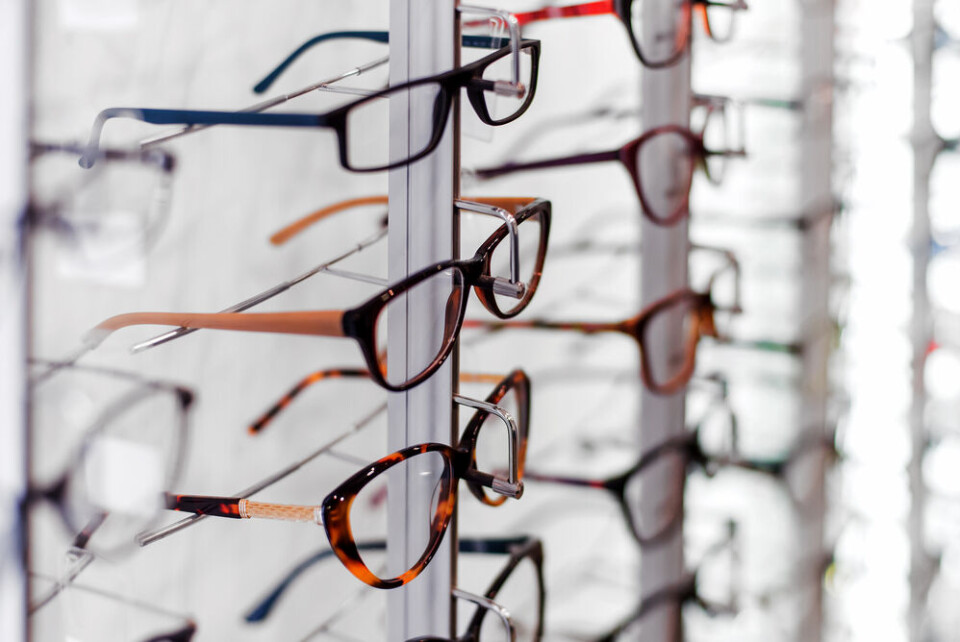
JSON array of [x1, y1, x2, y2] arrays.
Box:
[[527, 417, 836, 547], [160, 371, 529, 589], [503, 0, 748, 67], [586, 522, 740, 642], [84, 197, 551, 392], [28, 142, 176, 268], [80, 40, 540, 173], [473, 118, 746, 226], [26, 362, 194, 556], [246, 536, 545, 642], [247, 368, 531, 509], [465, 250, 741, 394]]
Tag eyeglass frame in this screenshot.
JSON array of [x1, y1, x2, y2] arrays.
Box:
[[161, 391, 526, 589], [84, 198, 551, 392], [474, 122, 746, 227], [79, 39, 541, 173], [25, 361, 195, 555]]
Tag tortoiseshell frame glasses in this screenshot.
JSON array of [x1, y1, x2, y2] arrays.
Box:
[[84, 198, 551, 392], [162, 392, 526, 589], [246, 368, 531, 507]]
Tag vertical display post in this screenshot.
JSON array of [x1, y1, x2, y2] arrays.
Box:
[[795, 0, 835, 639], [638, 3, 691, 640], [387, 1, 459, 640], [0, 0, 29, 640], [908, 1, 935, 639]]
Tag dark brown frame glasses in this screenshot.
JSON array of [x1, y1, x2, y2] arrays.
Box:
[[162, 369, 530, 589], [466, 287, 725, 395], [475, 123, 745, 226], [246, 368, 531, 507], [84, 198, 550, 392], [80, 40, 540, 173]]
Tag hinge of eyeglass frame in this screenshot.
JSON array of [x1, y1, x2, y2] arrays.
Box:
[[452, 393, 524, 499], [455, 199, 524, 298]]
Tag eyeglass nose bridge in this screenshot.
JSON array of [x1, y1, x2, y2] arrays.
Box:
[[453, 393, 523, 498], [456, 199, 525, 298]]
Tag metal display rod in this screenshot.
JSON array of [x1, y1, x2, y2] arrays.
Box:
[[795, 0, 835, 639], [638, 2, 691, 640], [386, 0, 459, 639], [0, 0, 29, 640], [909, 1, 935, 639]]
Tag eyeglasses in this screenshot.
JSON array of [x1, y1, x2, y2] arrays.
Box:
[[84, 198, 551, 392], [585, 522, 740, 642], [504, 0, 748, 68], [474, 122, 746, 226], [246, 368, 531, 508], [79, 40, 540, 173], [26, 362, 194, 556], [527, 415, 837, 547], [245, 536, 545, 642], [161, 392, 525, 589], [28, 141, 176, 268]]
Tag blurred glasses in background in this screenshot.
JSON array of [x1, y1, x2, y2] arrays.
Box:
[[27, 362, 194, 557]]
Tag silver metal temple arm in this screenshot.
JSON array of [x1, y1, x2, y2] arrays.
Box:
[[138, 55, 390, 148]]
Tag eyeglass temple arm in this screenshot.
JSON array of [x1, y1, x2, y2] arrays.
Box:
[[454, 393, 523, 498], [473, 148, 621, 180], [138, 55, 389, 148], [254, 12, 518, 97], [253, 31, 390, 94], [270, 196, 389, 245], [165, 493, 323, 525], [140, 410, 379, 546], [508, 0, 614, 27], [272, 193, 534, 253], [83, 310, 345, 349], [462, 318, 623, 335], [80, 107, 330, 168], [249, 368, 375, 434], [133, 206, 387, 353]]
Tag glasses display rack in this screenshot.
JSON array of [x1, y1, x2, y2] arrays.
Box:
[[637, 2, 691, 640], [909, 2, 935, 640], [0, 0, 29, 638], [386, 1, 459, 639], [796, 0, 836, 639]]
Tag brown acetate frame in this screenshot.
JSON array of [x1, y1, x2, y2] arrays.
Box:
[[84, 199, 550, 392], [466, 288, 719, 395], [162, 405, 525, 589]]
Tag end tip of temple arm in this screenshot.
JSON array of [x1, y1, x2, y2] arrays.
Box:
[[81, 326, 111, 349]]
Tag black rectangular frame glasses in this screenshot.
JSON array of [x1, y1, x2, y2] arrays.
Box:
[[79, 40, 541, 173]]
